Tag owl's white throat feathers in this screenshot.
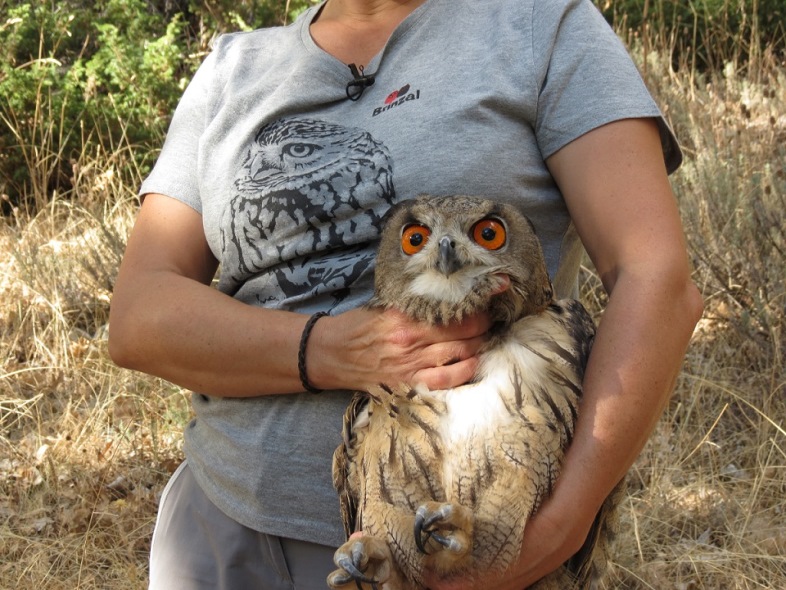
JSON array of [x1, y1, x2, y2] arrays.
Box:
[[406, 267, 507, 305]]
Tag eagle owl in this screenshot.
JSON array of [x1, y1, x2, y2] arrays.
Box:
[[327, 195, 622, 590]]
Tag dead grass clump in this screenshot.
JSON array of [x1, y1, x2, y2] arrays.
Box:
[[584, 43, 786, 590], [1, 171, 190, 588]]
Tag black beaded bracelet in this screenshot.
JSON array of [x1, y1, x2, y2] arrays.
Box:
[[298, 311, 330, 394]]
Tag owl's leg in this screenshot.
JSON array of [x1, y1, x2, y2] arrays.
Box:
[[327, 535, 407, 590], [413, 501, 473, 570]]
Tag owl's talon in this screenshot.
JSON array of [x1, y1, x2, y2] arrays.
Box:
[[336, 556, 379, 585], [415, 528, 431, 554], [429, 531, 457, 550], [328, 558, 380, 590], [327, 536, 393, 590], [414, 502, 471, 556]]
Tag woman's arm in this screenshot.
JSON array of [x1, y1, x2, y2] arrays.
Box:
[[427, 118, 703, 589], [108, 193, 493, 397], [512, 117, 703, 585]]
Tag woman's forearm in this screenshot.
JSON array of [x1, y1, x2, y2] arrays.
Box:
[[110, 276, 495, 398], [109, 269, 313, 396], [475, 266, 704, 590], [556, 267, 704, 525]]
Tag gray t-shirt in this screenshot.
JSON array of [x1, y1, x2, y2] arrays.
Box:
[[140, 0, 681, 547]]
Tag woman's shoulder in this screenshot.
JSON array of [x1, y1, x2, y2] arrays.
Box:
[[211, 23, 297, 56], [209, 7, 315, 61]]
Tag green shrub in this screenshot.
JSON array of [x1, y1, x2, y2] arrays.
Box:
[[0, 0, 192, 212], [0, 0, 315, 214]]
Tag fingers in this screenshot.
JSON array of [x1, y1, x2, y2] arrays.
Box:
[[411, 356, 480, 391], [384, 307, 493, 346], [377, 309, 490, 389], [310, 307, 493, 392]]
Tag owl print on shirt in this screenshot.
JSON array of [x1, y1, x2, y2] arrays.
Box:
[[219, 117, 397, 309]]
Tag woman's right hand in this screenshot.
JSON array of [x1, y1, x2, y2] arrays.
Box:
[[308, 306, 494, 393]]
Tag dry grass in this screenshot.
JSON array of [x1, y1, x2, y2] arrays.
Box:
[[1, 42, 785, 590], [595, 44, 785, 589], [0, 160, 188, 589]]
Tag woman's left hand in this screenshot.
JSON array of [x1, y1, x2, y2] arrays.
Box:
[[422, 490, 595, 590]]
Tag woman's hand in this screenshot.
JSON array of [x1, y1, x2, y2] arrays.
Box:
[[308, 306, 495, 393], [418, 495, 593, 590]]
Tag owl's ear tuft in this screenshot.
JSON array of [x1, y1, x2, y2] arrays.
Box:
[[379, 195, 432, 232], [379, 201, 404, 229], [380, 198, 416, 229]]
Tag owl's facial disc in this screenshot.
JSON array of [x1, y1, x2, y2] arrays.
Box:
[[407, 238, 509, 309]]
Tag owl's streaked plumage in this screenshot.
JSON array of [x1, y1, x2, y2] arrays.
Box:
[[327, 195, 622, 590]]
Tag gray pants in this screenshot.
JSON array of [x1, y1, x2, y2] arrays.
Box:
[[149, 462, 337, 589]]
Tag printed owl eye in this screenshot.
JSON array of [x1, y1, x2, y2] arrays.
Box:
[[472, 218, 506, 250], [401, 224, 431, 255], [282, 142, 321, 159]]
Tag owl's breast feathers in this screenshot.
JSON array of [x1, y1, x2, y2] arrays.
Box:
[[335, 298, 595, 541], [440, 299, 594, 499]]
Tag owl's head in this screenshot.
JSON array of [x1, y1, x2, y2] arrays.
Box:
[[371, 195, 554, 325]]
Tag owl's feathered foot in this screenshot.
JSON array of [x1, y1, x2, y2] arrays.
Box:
[[414, 502, 472, 558], [327, 536, 395, 590]]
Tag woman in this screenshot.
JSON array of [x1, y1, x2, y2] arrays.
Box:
[[109, 0, 703, 588]]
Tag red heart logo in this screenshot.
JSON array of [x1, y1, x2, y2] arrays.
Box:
[[384, 85, 411, 105]]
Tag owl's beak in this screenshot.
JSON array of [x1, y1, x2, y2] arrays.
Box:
[[437, 236, 461, 277]]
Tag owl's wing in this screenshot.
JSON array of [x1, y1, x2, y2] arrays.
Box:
[[332, 390, 371, 539], [548, 298, 596, 378], [564, 479, 626, 586], [540, 299, 623, 587], [511, 298, 596, 453]]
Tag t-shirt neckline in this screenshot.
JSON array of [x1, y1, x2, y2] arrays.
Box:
[[298, 0, 439, 77]]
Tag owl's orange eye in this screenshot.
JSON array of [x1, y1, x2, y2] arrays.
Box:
[[401, 224, 431, 255], [472, 219, 506, 250]]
